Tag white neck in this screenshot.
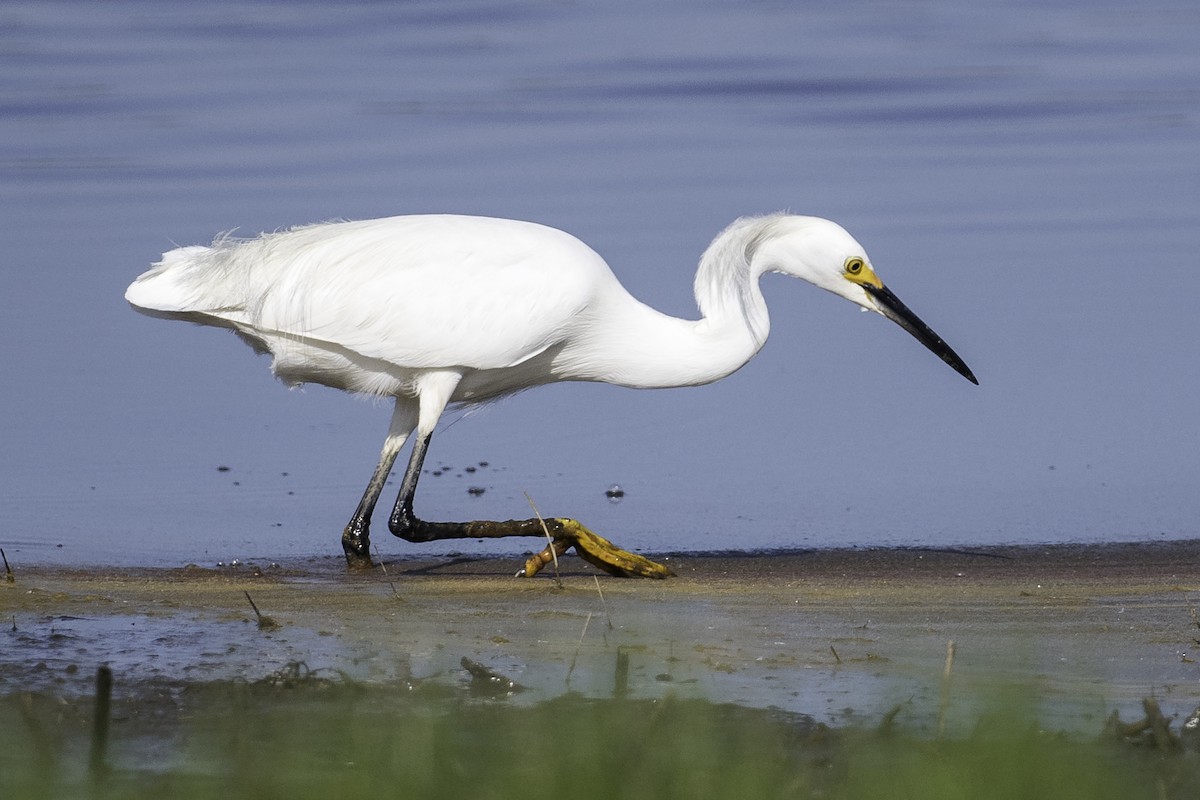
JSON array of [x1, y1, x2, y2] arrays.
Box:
[[555, 216, 782, 390]]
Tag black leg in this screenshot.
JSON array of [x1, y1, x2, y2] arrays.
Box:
[[341, 445, 400, 568], [387, 431, 431, 536], [342, 401, 416, 568], [385, 432, 673, 578]]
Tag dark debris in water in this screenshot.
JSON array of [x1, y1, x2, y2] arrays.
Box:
[[254, 660, 342, 691], [1105, 697, 1200, 752], [460, 656, 525, 697], [243, 591, 280, 631]]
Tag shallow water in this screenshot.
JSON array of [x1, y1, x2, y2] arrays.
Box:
[[8, 544, 1198, 735], [1, 1, 1198, 567]]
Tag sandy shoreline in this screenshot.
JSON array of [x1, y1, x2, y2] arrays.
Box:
[[4, 540, 1200, 730]]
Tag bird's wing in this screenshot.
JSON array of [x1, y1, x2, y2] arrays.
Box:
[[239, 216, 608, 371]]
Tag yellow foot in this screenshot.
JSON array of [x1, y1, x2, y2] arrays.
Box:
[[520, 519, 674, 579]]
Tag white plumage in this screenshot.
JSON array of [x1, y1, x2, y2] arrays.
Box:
[[126, 213, 975, 575]]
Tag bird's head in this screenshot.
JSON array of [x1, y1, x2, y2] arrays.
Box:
[[752, 216, 978, 385]]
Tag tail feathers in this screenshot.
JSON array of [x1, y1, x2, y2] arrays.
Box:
[[125, 245, 221, 313]]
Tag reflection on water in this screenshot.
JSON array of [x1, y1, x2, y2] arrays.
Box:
[[0, 1, 1198, 566]]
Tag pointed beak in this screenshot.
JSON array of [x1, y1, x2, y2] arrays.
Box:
[[863, 283, 978, 385]]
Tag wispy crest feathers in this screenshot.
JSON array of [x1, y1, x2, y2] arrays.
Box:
[[692, 213, 788, 344]]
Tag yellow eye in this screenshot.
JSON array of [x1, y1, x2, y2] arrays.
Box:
[[845, 257, 864, 276]]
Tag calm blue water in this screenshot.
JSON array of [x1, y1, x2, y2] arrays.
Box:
[[2, 1, 1198, 567]]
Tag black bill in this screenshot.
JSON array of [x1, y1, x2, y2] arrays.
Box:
[[863, 283, 978, 385]]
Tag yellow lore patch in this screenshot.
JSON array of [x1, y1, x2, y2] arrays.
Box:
[[843, 257, 884, 288]]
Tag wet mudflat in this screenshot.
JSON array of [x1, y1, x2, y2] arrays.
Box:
[[4, 541, 1200, 797], [5, 541, 1200, 718], [3, 540, 1198, 716]]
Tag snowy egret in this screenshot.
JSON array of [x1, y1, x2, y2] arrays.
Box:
[[126, 213, 976, 577]]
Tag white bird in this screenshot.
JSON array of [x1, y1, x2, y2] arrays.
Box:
[[125, 213, 976, 578]]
